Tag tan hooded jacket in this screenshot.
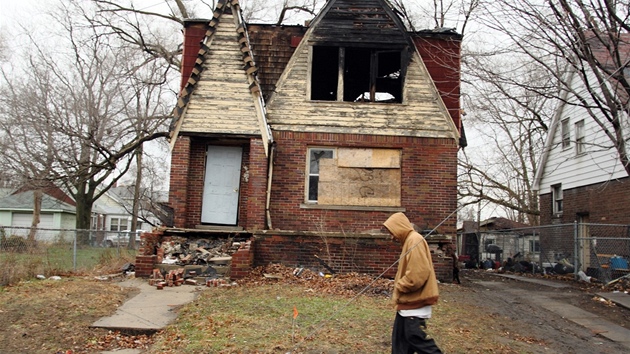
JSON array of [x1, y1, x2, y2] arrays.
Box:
[[384, 212, 439, 310]]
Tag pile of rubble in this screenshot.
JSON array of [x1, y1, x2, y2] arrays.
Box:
[[158, 236, 240, 266], [148, 267, 234, 289]]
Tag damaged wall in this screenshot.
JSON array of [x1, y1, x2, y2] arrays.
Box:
[[135, 231, 454, 282]]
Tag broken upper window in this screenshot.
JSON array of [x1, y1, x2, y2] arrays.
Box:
[[310, 46, 404, 103]]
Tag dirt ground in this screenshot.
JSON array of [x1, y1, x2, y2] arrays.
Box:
[[454, 269, 630, 354], [1, 268, 630, 353]]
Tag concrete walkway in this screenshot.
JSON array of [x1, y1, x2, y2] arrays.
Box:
[[486, 273, 630, 349], [92, 278, 208, 354]]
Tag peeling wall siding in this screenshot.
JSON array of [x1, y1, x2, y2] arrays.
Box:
[[180, 12, 261, 136], [266, 47, 457, 138]]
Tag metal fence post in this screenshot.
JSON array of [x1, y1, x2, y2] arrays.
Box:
[[573, 220, 578, 279], [73, 230, 77, 271]]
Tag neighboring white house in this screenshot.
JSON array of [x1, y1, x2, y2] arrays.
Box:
[[532, 35, 630, 270], [0, 190, 76, 242], [533, 49, 630, 225], [92, 188, 157, 233]]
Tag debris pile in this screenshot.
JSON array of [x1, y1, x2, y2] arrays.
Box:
[[148, 267, 234, 289], [239, 263, 394, 297], [158, 237, 240, 265]]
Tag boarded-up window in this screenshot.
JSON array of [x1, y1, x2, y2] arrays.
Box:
[[307, 147, 401, 206]]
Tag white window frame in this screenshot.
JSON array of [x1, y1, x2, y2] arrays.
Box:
[[306, 147, 336, 203], [109, 217, 129, 232], [561, 118, 570, 149], [575, 119, 585, 155], [552, 184, 563, 215]]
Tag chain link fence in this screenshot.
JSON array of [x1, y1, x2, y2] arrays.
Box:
[[467, 222, 630, 283], [0, 226, 142, 286]]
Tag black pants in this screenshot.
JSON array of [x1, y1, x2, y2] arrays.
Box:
[[453, 267, 461, 284], [392, 313, 442, 354]]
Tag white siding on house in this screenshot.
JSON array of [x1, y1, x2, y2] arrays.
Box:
[[535, 69, 630, 193]]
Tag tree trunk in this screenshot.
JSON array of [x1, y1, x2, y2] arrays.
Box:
[[129, 146, 143, 249], [27, 189, 42, 245], [74, 185, 95, 245]]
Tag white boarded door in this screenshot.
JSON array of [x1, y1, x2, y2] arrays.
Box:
[[201, 145, 242, 225]]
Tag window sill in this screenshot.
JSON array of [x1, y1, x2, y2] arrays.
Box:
[[300, 203, 405, 212], [309, 100, 407, 106]]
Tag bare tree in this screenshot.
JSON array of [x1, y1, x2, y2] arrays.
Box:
[[0, 2, 171, 243], [458, 53, 558, 224], [479, 0, 630, 176]]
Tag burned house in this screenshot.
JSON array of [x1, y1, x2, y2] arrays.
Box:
[[136, 0, 463, 282]]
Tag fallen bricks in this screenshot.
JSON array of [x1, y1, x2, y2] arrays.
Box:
[[157, 237, 240, 266], [149, 267, 233, 289]]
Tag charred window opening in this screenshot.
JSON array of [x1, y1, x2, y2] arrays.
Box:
[[310, 47, 339, 101], [311, 46, 404, 103]]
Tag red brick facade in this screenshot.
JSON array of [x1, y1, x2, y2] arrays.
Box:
[[137, 230, 454, 282], [269, 131, 459, 234], [250, 232, 452, 281], [540, 177, 630, 225], [168, 136, 268, 230]]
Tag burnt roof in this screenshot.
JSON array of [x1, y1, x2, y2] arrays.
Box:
[[247, 24, 307, 101]]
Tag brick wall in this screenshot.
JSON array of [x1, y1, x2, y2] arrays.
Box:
[[135, 232, 160, 277], [169, 136, 191, 228], [245, 138, 268, 230], [251, 232, 453, 283], [540, 177, 630, 225], [168, 137, 266, 230], [413, 33, 462, 132], [269, 131, 458, 234], [134, 230, 453, 282], [230, 240, 254, 279]]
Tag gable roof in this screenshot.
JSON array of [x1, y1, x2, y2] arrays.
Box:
[[265, 0, 460, 139], [169, 0, 271, 154], [533, 34, 630, 191], [0, 190, 76, 214]]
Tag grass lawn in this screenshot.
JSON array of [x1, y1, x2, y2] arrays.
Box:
[[0, 245, 136, 285]]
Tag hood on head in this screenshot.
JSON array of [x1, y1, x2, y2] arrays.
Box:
[[383, 212, 415, 243]]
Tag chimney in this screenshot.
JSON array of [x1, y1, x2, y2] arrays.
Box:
[[180, 19, 210, 94], [412, 30, 463, 134]]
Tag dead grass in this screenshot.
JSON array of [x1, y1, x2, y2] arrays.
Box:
[[0, 277, 138, 353], [2, 266, 613, 353]]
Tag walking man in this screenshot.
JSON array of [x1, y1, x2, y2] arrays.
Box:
[[383, 212, 443, 354]]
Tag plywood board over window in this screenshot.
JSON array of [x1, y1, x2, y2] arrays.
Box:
[[318, 148, 401, 206]]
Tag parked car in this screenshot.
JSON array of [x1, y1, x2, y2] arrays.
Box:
[[103, 231, 144, 248]]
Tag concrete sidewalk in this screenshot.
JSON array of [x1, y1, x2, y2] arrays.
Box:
[[92, 278, 208, 354], [92, 277, 207, 332], [489, 273, 630, 349]]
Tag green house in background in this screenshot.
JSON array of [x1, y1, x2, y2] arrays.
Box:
[[0, 189, 76, 242]]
